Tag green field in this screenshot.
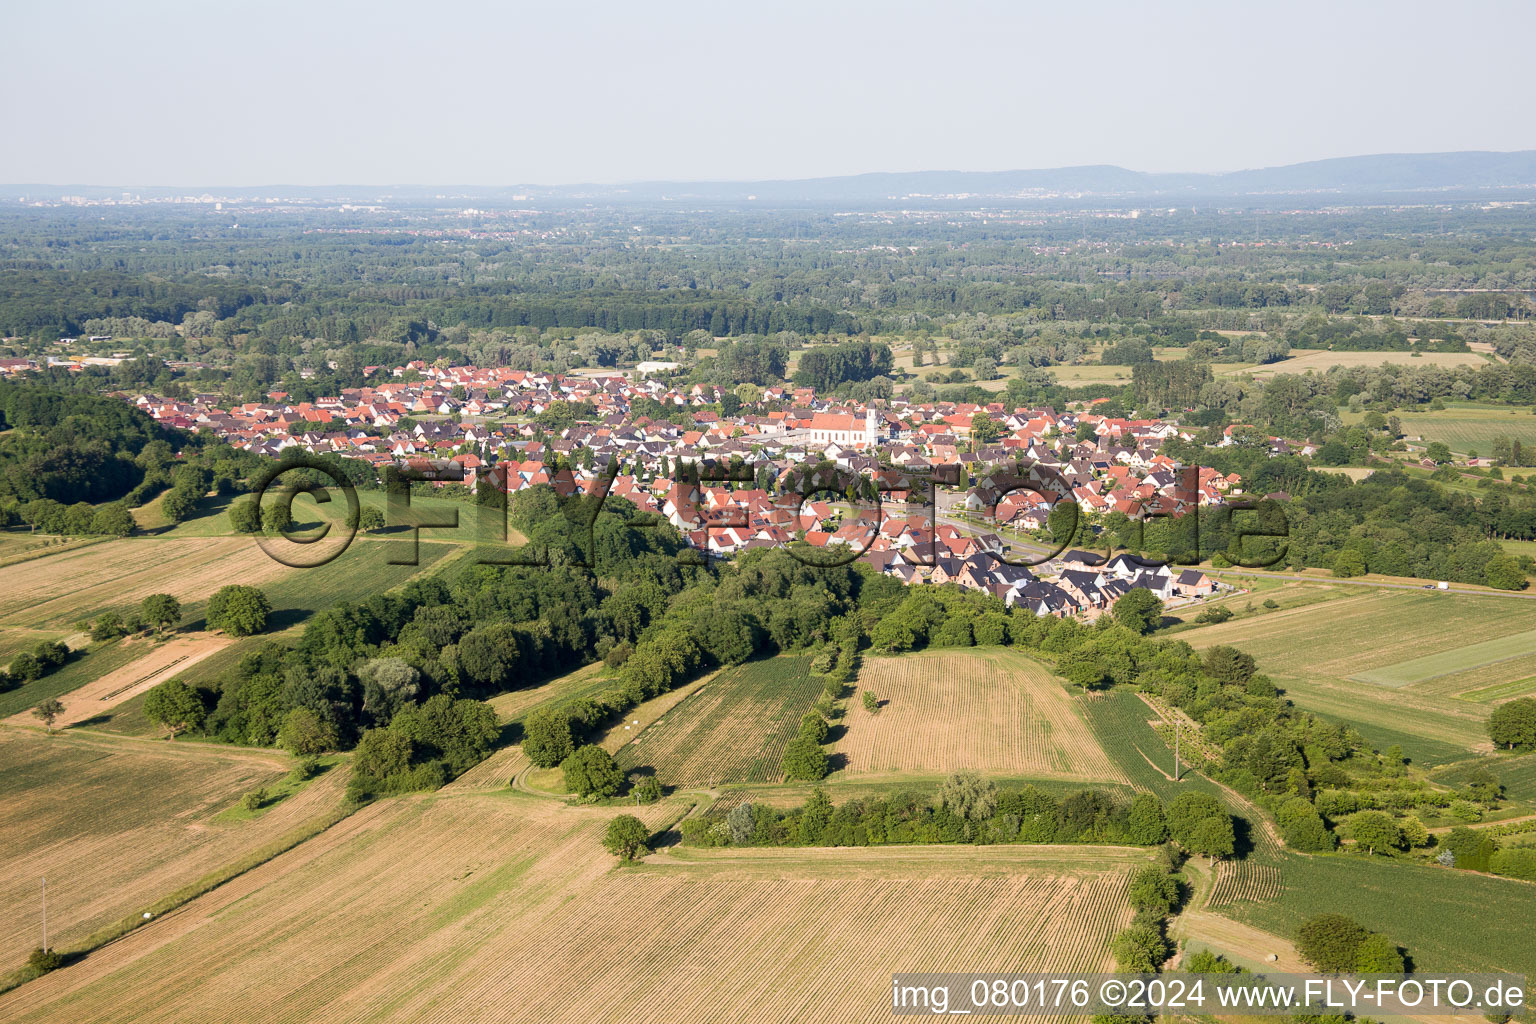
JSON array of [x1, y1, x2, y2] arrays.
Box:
[[1227, 853, 1536, 978], [615, 656, 824, 788], [1396, 401, 1536, 454], [1182, 590, 1533, 763], [0, 640, 142, 719], [1457, 675, 1536, 703], [1352, 627, 1536, 688], [1434, 752, 1536, 803], [0, 629, 67, 665]]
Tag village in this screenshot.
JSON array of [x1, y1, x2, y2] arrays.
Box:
[[113, 359, 1264, 618]]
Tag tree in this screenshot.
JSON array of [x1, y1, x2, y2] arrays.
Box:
[[1112, 588, 1164, 634], [1127, 792, 1169, 845], [353, 728, 414, 781], [1190, 814, 1236, 860], [143, 679, 203, 738], [970, 413, 1003, 445], [1332, 549, 1367, 578], [261, 502, 292, 535], [228, 497, 261, 534], [861, 690, 880, 714], [1354, 931, 1404, 972], [1111, 922, 1172, 973], [31, 698, 64, 733], [938, 771, 998, 821], [782, 734, 829, 781], [1296, 914, 1369, 972], [358, 505, 386, 531], [1127, 866, 1180, 915], [159, 486, 198, 523], [278, 706, 338, 756], [206, 585, 271, 636], [1277, 797, 1336, 852], [1349, 811, 1404, 855], [1167, 791, 1227, 848], [603, 814, 651, 861], [1484, 554, 1527, 591], [26, 947, 63, 976], [358, 657, 420, 726], [90, 611, 126, 641], [562, 744, 623, 798], [140, 593, 181, 634], [1425, 441, 1453, 464], [9, 652, 42, 682], [1203, 645, 1255, 684], [1488, 697, 1536, 750], [523, 707, 576, 768], [89, 503, 135, 537], [727, 801, 756, 844]]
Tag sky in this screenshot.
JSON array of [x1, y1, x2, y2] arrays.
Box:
[[7, 0, 1536, 186]]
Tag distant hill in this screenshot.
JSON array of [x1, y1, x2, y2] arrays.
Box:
[[7, 151, 1536, 204], [554, 151, 1536, 202]]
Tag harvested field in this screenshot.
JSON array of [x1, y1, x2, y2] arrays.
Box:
[[4, 633, 232, 730], [0, 728, 343, 970], [0, 538, 292, 629], [614, 656, 824, 788], [0, 791, 1142, 1024], [834, 649, 1127, 784]]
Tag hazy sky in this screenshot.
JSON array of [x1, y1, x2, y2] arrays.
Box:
[[8, 0, 1535, 186]]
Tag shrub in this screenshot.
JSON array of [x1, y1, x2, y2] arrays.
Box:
[[26, 947, 63, 976], [1296, 914, 1369, 972]]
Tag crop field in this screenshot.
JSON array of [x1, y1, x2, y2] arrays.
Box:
[[1224, 852, 1536, 979], [1351, 626, 1536, 688], [614, 656, 823, 789], [834, 650, 1127, 784], [0, 640, 145, 720], [0, 628, 67, 665], [0, 790, 1144, 1024], [0, 728, 344, 970], [485, 662, 613, 724], [0, 532, 108, 569], [1206, 859, 1284, 908], [1181, 590, 1536, 761], [0, 538, 294, 630], [3, 633, 233, 731], [1434, 752, 1536, 802], [1456, 672, 1536, 702], [1395, 402, 1536, 454]]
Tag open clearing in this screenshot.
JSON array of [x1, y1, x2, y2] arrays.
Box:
[[0, 791, 1140, 1024], [0, 728, 343, 970], [4, 633, 233, 730], [1235, 349, 1488, 379], [835, 649, 1128, 784], [1181, 590, 1536, 761], [614, 656, 824, 789]]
